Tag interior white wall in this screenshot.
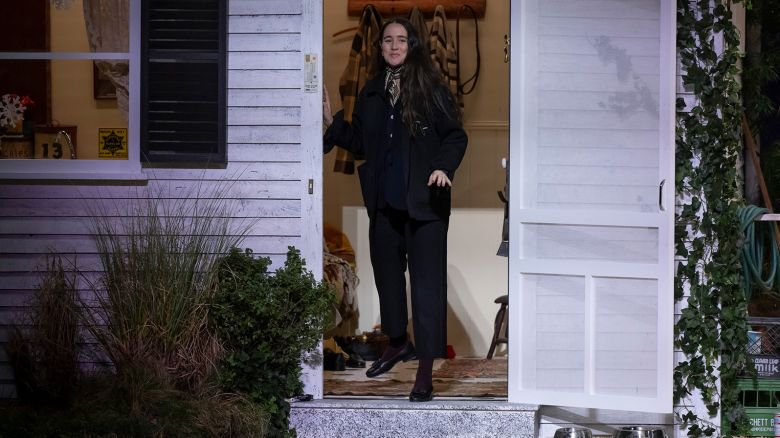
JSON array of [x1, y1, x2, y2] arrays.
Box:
[[343, 206, 507, 358]]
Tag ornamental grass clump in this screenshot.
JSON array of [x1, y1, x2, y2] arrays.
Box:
[[212, 247, 335, 437], [5, 254, 81, 407], [83, 182, 250, 391]]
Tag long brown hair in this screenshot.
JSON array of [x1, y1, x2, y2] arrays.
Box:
[[370, 18, 461, 131]]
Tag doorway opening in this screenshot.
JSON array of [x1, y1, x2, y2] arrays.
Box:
[[320, 0, 510, 399]]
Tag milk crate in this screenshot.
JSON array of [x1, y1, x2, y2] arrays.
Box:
[[722, 378, 780, 437], [746, 317, 780, 379]]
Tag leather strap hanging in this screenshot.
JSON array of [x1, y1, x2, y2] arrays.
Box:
[[456, 4, 481, 96]]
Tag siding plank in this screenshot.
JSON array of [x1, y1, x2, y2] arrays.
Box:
[[228, 144, 302, 162], [228, 88, 302, 106], [229, 52, 300, 70], [229, 34, 300, 52], [229, 0, 302, 15], [229, 15, 301, 33], [228, 107, 301, 125], [229, 70, 303, 89], [228, 126, 301, 143]]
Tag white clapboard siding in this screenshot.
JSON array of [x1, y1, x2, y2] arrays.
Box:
[[228, 143, 302, 162], [0, 216, 302, 236], [228, 126, 301, 143], [0, 180, 300, 199], [229, 15, 302, 33], [230, 52, 301, 70], [0, 0, 308, 396], [0, 197, 301, 218]]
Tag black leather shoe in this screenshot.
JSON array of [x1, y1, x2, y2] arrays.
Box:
[[409, 387, 433, 402], [323, 348, 345, 371], [365, 342, 416, 378], [346, 353, 366, 368]]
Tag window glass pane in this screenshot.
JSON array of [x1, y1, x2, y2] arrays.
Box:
[[1, 60, 128, 160], [0, 0, 129, 53]]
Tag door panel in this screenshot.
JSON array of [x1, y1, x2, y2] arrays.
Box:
[[508, 0, 674, 413]]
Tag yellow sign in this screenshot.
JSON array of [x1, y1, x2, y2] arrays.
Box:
[[98, 128, 128, 159]]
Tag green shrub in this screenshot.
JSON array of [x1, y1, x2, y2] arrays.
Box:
[[212, 247, 335, 437]]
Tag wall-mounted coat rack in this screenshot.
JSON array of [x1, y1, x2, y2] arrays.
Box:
[[347, 0, 486, 18]]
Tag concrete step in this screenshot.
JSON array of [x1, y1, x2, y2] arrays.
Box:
[[290, 397, 539, 438]]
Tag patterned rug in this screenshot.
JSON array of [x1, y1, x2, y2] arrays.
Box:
[[433, 358, 507, 379], [324, 358, 507, 397]]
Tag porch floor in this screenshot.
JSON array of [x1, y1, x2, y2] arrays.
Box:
[[289, 397, 538, 438]]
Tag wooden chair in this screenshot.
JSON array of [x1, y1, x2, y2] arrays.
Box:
[[486, 294, 508, 359]]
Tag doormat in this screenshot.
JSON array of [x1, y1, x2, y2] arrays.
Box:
[[433, 358, 507, 379], [324, 358, 507, 397], [324, 378, 507, 397]]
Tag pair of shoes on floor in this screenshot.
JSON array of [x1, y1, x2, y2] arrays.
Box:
[[346, 353, 365, 368], [365, 341, 416, 378], [323, 348, 345, 371], [409, 387, 433, 402]]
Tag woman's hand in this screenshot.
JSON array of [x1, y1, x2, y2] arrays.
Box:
[[323, 84, 334, 127], [428, 170, 451, 187]]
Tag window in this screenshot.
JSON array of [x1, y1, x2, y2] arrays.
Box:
[[141, 0, 227, 166], [0, 0, 227, 179]]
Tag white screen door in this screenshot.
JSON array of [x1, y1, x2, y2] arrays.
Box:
[[507, 0, 675, 413]]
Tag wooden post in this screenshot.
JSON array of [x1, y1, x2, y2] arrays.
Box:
[[347, 0, 487, 18], [742, 114, 780, 250]]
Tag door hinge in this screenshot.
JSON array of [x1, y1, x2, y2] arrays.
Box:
[[308, 179, 314, 195]]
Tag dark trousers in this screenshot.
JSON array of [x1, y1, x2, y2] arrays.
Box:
[[369, 208, 448, 359]]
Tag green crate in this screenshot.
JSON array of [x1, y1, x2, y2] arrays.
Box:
[[722, 378, 780, 436]]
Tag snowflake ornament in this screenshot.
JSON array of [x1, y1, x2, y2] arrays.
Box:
[[0, 94, 32, 129]]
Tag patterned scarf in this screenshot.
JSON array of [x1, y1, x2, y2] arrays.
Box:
[[385, 65, 403, 107]]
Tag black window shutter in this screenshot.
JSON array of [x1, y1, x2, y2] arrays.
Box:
[[141, 0, 227, 166]]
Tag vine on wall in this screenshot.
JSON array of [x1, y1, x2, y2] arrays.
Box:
[[675, 0, 749, 436]]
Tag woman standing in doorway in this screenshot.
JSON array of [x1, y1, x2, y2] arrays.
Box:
[[323, 17, 467, 402]]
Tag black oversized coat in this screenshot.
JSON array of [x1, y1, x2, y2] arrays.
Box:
[[324, 75, 468, 221]]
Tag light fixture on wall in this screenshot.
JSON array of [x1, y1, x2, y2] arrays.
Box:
[[51, 0, 74, 10]]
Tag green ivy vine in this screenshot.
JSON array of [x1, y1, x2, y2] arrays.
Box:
[[675, 1, 750, 436]]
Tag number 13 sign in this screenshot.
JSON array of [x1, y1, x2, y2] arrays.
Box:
[[34, 126, 77, 160]]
